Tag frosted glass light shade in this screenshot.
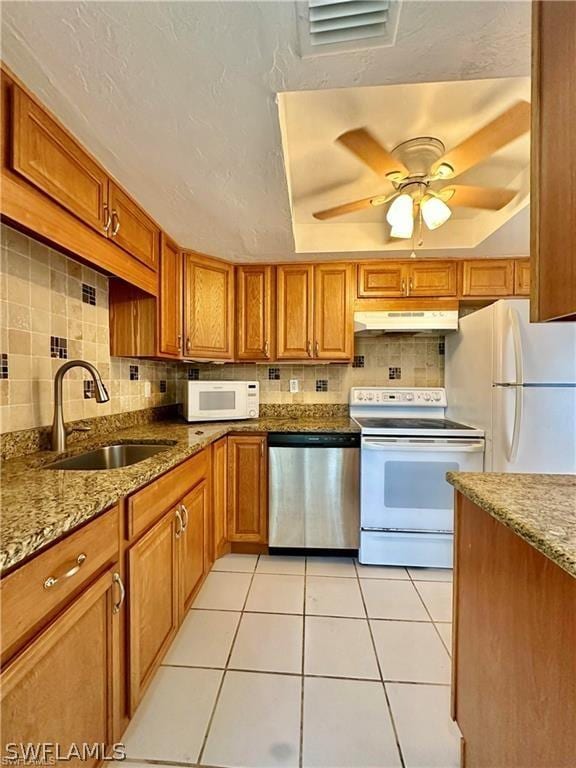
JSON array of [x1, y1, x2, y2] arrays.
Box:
[[386, 194, 414, 239], [421, 196, 452, 230]]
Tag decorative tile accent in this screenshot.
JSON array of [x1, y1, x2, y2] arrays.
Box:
[[268, 367, 280, 380], [188, 368, 200, 380], [352, 355, 365, 368], [159, 380, 167, 393], [388, 367, 402, 380], [438, 341, 445, 356], [315, 379, 328, 392], [81, 283, 96, 306], [50, 336, 68, 359], [0, 354, 8, 380], [83, 380, 95, 399], [129, 365, 139, 381]]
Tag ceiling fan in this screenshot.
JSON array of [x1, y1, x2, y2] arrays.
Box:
[[313, 101, 530, 241]]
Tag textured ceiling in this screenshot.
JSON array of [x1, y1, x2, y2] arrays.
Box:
[[1, 1, 531, 262]]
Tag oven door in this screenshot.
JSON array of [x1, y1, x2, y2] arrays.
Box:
[[361, 437, 484, 533]]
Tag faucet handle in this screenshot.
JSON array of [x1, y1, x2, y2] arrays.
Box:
[[66, 425, 91, 435]]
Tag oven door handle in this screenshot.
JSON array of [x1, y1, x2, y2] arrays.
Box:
[[362, 439, 485, 453]]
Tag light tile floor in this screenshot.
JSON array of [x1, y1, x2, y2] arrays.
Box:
[[123, 554, 460, 768]]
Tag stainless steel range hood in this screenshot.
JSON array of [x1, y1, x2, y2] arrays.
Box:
[[354, 310, 459, 335]]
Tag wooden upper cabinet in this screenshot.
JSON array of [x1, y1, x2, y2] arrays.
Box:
[[1, 570, 120, 767], [276, 264, 314, 359], [11, 86, 109, 234], [227, 435, 268, 544], [461, 260, 514, 297], [236, 265, 275, 360], [314, 263, 353, 360], [408, 261, 457, 297], [178, 480, 208, 619], [108, 182, 159, 270], [514, 259, 531, 296], [158, 234, 183, 357], [128, 508, 178, 712], [184, 252, 234, 360], [357, 262, 407, 298], [530, 0, 576, 321]]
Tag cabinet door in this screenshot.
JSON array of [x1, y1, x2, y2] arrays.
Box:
[[357, 262, 407, 297], [314, 263, 353, 360], [109, 182, 159, 271], [184, 253, 234, 359], [178, 480, 207, 618], [408, 261, 457, 297], [128, 509, 178, 712], [158, 234, 183, 357], [11, 86, 109, 234], [212, 437, 230, 560], [1, 569, 121, 767], [461, 260, 514, 297], [531, 1, 576, 321], [228, 435, 267, 544], [276, 264, 314, 359], [236, 265, 275, 360], [514, 259, 531, 296]]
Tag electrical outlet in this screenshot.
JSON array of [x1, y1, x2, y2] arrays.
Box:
[[289, 379, 299, 393], [144, 381, 151, 398]]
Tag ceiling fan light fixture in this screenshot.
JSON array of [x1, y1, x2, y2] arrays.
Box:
[[390, 220, 414, 239], [435, 162, 454, 179], [421, 196, 452, 231], [386, 193, 412, 225]]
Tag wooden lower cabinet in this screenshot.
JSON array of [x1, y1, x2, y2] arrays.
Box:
[[212, 437, 230, 559], [128, 508, 179, 712], [227, 435, 268, 544], [178, 479, 208, 617], [453, 493, 576, 767], [0, 569, 122, 766]]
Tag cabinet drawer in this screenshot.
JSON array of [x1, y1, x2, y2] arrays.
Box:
[[0, 504, 119, 663], [127, 450, 209, 541]]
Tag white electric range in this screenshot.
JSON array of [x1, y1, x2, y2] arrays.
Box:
[[350, 387, 485, 568]]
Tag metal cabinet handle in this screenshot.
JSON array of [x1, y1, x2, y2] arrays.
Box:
[[103, 205, 112, 233], [314, 340, 319, 357], [307, 340, 313, 358], [264, 340, 269, 358], [409, 277, 414, 293], [260, 439, 264, 457], [401, 279, 406, 295], [111, 210, 120, 236], [186, 337, 191, 353], [175, 507, 183, 538], [180, 503, 189, 530], [177, 334, 182, 351], [43, 553, 87, 590], [112, 572, 125, 614]]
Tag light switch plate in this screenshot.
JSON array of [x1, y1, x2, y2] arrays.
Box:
[[289, 379, 299, 393], [144, 381, 151, 398]]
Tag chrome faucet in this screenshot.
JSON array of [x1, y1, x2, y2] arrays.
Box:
[[51, 360, 110, 451]]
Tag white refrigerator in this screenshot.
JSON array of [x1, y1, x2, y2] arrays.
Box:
[[445, 299, 576, 473]]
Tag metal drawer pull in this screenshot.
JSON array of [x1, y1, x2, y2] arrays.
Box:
[[175, 507, 184, 538], [180, 503, 189, 530], [111, 210, 120, 236], [43, 553, 87, 589], [264, 340, 269, 358], [103, 205, 112, 232], [307, 340, 313, 358], [314, 340, 319, 357], [112, 572, 125, 614]]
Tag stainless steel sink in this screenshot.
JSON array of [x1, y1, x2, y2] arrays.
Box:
[[45, 442, 174, 470]]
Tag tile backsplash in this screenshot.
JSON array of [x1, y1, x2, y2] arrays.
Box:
[[0, 223, 445, 433], [0, 225, 179, 434]]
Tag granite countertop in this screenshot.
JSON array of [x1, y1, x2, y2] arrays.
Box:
[[447, 472, 576, 578], [0, 416, 359, 574]]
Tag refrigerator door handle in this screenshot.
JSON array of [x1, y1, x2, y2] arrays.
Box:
[[507, 307, 524, 463]]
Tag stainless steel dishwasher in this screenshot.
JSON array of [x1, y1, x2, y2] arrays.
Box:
[[268, 432, 360, 553]]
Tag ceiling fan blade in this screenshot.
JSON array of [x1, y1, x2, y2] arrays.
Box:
[[337, 128, 409, 179], [313, 191, 398, 220], [432, 101, 531, 179], [438, 185, 517, 210]]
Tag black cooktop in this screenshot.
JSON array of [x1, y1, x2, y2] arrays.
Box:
[[354, 417, 475, 430]]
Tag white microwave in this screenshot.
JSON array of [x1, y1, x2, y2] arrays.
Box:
[[182, 380, 259, 422]]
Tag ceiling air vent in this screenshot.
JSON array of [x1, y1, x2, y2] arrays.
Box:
[[296, 0, 401, 57]]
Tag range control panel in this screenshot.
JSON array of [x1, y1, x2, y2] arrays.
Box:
[[350, 388, 447, 406]]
